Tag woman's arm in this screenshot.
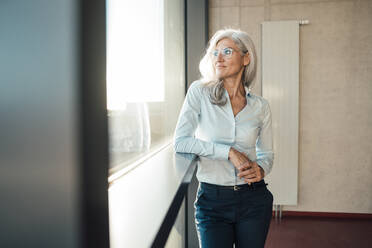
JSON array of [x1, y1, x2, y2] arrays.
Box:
[[255, 100, 274, 177], [173, 82, 230, 160], [173, 82, 231, 160]]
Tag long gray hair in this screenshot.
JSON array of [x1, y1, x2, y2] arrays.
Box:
[[199, 29, 257, 106]]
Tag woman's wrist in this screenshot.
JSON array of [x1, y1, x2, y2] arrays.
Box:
[[228, 147, 235, 160], [257, 164, 265, 177]]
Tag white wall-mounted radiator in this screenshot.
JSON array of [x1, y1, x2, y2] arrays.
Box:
[[262, 20, 304, 207]]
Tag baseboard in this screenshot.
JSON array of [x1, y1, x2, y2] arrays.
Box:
[[273, 211, 372, 219]]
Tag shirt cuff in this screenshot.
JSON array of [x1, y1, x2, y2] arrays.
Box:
[[213, 143, 231, 160], [256, 160, 270, 177]]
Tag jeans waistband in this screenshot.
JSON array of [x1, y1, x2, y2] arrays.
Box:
[[200, 180, 268, 191]]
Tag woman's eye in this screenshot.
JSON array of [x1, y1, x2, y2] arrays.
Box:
[[212, 50, 219, 57], [224, 49, 232, 55]]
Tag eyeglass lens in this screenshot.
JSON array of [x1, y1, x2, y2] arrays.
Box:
[[212, 47, 233, 58]]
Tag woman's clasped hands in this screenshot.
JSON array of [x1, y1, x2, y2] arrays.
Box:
[[228, 147, 265, 185]]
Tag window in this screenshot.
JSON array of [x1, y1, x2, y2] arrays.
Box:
[[106, 0, 185, 177]]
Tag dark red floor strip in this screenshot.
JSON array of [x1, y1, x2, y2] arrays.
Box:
[[265, 216, 372, 248]]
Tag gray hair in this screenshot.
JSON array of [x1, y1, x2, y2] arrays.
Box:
[[199, 28, 257, 106]]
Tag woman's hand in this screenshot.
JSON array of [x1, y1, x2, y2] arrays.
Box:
[[228, 147, 265, 184], [228, 147, 252, 170], [237, 161, 265, 184]]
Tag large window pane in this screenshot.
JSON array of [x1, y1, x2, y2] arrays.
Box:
[[106, 0, 185, 176]]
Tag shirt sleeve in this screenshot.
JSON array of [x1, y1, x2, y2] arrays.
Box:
[[256, 100, 274, 176], [173, 82, 231, 160]]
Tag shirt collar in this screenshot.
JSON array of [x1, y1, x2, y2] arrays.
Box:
[[224, 85, 251, 97], [244, 86, 251, 97]]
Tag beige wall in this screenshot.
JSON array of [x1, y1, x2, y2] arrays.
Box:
[[209, 0, 372, 213]]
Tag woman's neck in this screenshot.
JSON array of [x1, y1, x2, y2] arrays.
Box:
[[223, 77, 245, 99]]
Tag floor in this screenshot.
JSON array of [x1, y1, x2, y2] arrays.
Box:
[[265, 216, 372, 248]]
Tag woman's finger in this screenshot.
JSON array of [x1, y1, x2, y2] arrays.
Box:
[[244, 177, 260, 184], [245, 171, 262, 182], [237, 168, 255, 178], [243, 173, 256, 179], [242, 166, 264, 181], [238, 162, 251, 171]]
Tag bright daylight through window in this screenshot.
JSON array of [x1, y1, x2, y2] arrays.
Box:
[[106, 0, 185, 177]]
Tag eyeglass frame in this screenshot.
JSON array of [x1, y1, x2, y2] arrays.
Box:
[[211, 47, 248, 59]]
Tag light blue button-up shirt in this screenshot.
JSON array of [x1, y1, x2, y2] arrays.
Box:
[[173, 80, 274, 186]]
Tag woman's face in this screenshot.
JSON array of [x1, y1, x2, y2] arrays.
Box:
[[212, 38, 250, 81]]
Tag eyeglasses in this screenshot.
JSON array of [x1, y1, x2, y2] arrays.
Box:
[[212, 47, 234, 59], [211, 47, 247, 59]]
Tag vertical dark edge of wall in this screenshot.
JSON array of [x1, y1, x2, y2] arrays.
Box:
[[205, 0, 209, 44], [186, 0, 209, 247], [184, 0, 188, 93], [79, 0, 110, 247], [186, 0, 209, 90]]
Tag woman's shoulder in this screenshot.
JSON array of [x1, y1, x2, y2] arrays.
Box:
[[187, 80, 208, 96], [248, 93, 268, 103], [248, 93, 270, 109], [188, 80, 204, 90]]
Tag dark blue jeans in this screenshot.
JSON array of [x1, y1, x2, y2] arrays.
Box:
[[194, 180, 273, 248]]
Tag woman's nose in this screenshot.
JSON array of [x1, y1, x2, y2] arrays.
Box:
[[217, 52, 224, 61]]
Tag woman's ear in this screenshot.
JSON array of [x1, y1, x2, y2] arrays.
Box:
[[243, 53, 250, 66]]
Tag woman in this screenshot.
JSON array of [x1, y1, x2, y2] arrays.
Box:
[[174, 28, 274, 248]]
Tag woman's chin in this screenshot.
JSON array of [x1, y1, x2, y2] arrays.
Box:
[[216, 73, 226, 80]]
